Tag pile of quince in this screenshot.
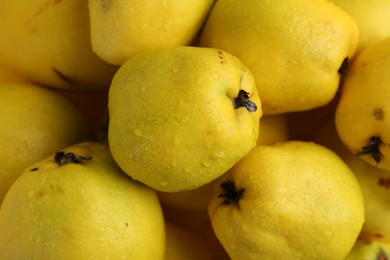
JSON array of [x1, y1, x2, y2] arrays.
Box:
[[0, 0, 390, 259]]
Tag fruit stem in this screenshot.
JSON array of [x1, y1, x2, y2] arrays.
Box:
[[356, 136, 383, 164], [233, 90, 257, 112], [54, 151, 92, 166], [218, 180, 245, 206]]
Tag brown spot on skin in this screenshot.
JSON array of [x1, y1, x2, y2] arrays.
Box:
[[61, 227, 75, 239], [373, 107, 385, 121], [125, 223, 128, 227], [375, 233, 384, 239], [218, 50, 224, 64], [52, 67, 75, 85], [30, 0, 62, 21], [378, 178, 390, 189], [101, 0, 112, 11], [29, 167, 38, 172], [37, 190, 47, 198]]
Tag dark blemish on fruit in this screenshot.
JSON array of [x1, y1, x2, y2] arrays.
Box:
[[37, 190, 47, 198], [356, 136, 383, 164], [233, 90, 257, 112], [30, 0, 62, 21], [54, 151, 93, 166], [378, 178, 390, 189], [338, 57, 349, 75], [218, 180, 245, 207], [373, 107, 384, 121], [29, 167, 38, 172], [125, 222, 129, 227], [375, 233, 384, 238], [52, 67, 75, 85], [101, 0, 112, 11], [218, 50, 224, 64]]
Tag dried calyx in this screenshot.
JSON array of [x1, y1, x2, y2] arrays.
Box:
[[356, 136, 383, 164], [218, 180, 245, 206], [233, 90, 257, 112], [54, 151, 92, 166]]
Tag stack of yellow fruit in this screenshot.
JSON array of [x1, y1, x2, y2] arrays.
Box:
[[0, 0, 389, 259]]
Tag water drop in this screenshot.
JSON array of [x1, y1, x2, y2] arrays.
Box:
[[203, 139, 214, 149], [202, 159, 212, 167], [121, 233, 129, 240], [134, 129, 143, 137], [213, 151, 225, 158]]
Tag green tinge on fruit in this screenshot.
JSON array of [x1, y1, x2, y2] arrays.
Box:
[[0, 142, 166, 259], [108, 46, 262, 192]]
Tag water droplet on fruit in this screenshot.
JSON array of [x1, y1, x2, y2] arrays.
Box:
[[203, 139, 214, 149], [202, 159, 212, 167], [121, 233, 129, 240], [213, 151, 225, 158], [134, 129, 143, 136], [161, 181, 168, 187]]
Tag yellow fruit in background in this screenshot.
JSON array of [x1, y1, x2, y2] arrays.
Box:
[[157, 180, 215, 212], [335, 36, 390, 171], [59, 89, 109, 140], [257, 114, 289, 145], [344, 238, 390, 260], [285, 92, 340, 141], [200, 0, 359, 114], [0, 62, 31, 84], [164, 221, 211, 260], [311, 115, 390, 244], [329, 0, 390, 54], [162, 207, 230, 260], [0, 0, 118, 90], [88, 0, 215, 65], [108, 46, 261, 192], [0, 142, 165, 259], [208, 141, 365, 260], [0, 83, 92, 204]]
